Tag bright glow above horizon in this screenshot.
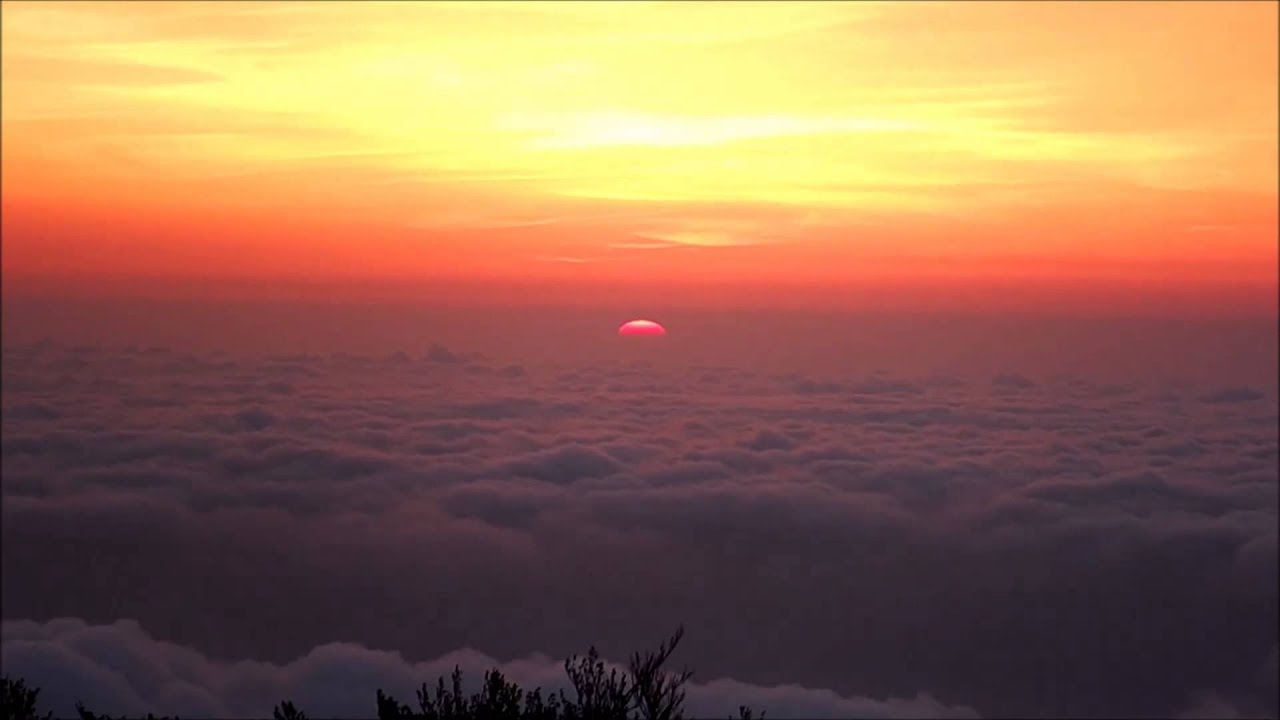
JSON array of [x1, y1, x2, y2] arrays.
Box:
[[1, 1, 1276, 314]]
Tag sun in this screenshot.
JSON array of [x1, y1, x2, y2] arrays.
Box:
[[618, 319, 667, 337]]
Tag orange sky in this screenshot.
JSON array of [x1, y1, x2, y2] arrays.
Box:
[[2, 1, 1277, 314]]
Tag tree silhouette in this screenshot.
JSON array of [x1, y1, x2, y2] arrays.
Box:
[[560, 644, 635, 720], [73, 702, 179, 720], [272, 700, 308, 720], [9, 628, 761, 720], [629, 626, 694, 720], [1, 676, 52, 720], [376, 688, 415, 720]]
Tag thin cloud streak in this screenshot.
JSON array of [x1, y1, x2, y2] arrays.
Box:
[[2, 1, 1274, 307]]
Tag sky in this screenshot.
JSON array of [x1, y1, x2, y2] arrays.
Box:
[[1, 3, 1278, 719], [2, 0, 1278, 315]]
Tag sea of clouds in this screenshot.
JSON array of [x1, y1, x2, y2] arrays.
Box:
[[2, 341, 1276, 718]]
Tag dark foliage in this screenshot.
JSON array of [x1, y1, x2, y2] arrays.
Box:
[[629, 626, 693, 720], [11, 628, 763, 720], [272, 700, 308, 720], [1, 676, 52, 720], [74, 701, 179, 720], [560, 644, 635, 720]]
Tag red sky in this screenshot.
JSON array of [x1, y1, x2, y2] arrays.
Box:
[[2, 1, 1276, 316]]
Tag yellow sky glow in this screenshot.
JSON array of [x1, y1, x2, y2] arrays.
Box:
[[2, 1, 1276, 311]]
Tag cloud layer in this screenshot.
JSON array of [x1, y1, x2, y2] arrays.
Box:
[[2, 342, 1276, 718], [1, 618, 978, 720]]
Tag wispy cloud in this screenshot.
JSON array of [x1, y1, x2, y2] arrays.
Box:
[[608, 241, 681, 251], [514, 112, 935, 151], [535, 256, 596, 264], [422, 218, 561, 231], [1184, 223, 1274, 234], [631, 231, 762, 248], [630, 219, 785, 248], [1, 0, 1275, 304]]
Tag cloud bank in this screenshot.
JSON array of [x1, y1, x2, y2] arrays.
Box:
[[2, 342, 1276, 718], [1, 618, 978, 719]]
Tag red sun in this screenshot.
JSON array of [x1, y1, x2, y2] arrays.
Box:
[[618, 319, 667, 336]]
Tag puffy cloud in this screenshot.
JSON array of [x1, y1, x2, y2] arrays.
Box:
[[991, 372, 1036, 390], [1, 342, 1276, 719], [502, 444, 625, 484], [425, 343, 464, 364], [1200, 387, 1267, 404], [740, 429, 795, 452], [2, 619, 979, 720]]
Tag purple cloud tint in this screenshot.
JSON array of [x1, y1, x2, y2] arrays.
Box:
[[1, 619, 980, 719], [1, 342, 1276, 718]]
